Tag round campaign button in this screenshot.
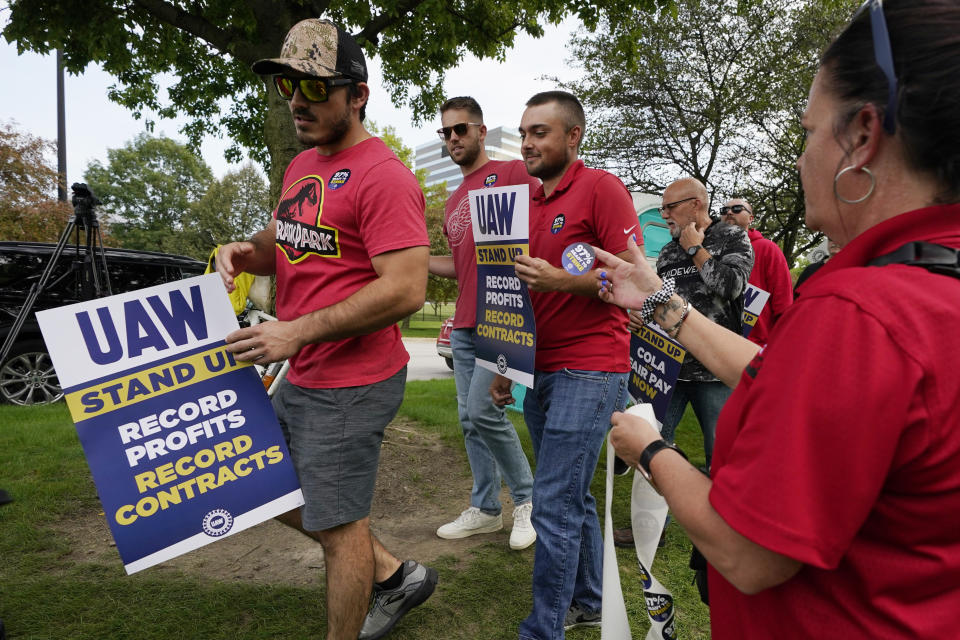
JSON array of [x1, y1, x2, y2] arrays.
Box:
[[562, 242, 596, 275]]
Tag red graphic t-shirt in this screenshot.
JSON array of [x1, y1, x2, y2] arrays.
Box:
[[273, 137, 428, 388], [443, 159, 539, 329]]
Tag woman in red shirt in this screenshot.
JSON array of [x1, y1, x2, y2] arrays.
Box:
[[596, 1, 960, 637]]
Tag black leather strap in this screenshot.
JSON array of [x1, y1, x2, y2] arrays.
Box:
[[639, 439, 688, 477], [868, 242, 960, 279]]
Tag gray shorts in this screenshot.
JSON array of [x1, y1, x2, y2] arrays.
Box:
[[272, 367, 406, 531]]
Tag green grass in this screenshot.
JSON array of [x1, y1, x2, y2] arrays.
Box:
[[399, 303, 455, 338], [0, 387, 710, 639]]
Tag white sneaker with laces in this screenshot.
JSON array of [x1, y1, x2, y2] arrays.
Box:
[[436, 506, 503, 539], [509, 502, 536, 550]]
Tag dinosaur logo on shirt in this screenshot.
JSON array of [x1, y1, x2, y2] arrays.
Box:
[[275, 175, 340, 263]]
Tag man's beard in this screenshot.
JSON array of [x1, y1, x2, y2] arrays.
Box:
[[294, 100, 352, 147], [527, 148, 570, 182], [453, 139, 481, 167]]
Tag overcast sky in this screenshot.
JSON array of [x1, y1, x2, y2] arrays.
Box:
[[1, 19, 581, 186]]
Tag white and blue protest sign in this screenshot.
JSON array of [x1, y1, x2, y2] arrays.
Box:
[[471, 184, 536, 388], [36, 274, 303, 574], [628, 324, 686, 423], [741, 283, 771, 338]]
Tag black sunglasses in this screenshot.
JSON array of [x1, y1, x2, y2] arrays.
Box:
[[273, 75, 354, 103], [719, 205, 752, 215], [854, 0, 898, 134], [658, 197, 696, 215], [436, 122, 482, 141]]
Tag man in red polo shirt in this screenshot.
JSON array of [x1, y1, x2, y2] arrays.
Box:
[[491, 90, 638, 639], [720, 198, 792, 345]]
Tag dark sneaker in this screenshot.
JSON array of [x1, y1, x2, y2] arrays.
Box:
[[358, 560, 438, 640], [564, 603, 601, 630]]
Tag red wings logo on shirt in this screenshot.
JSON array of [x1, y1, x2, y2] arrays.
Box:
[[275, 175, 340, 263], [447, 195, 472, 247]]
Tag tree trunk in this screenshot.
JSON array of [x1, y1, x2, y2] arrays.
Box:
[[262, 80, 306, 204]]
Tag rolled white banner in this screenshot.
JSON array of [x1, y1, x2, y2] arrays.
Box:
[[626, 403, 677, 640]]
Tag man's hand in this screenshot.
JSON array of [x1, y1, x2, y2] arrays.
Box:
[[628, 310, 645, 333], [489, 374, 515, 407], [515, 254, 566, 292], [216, 241, 257, 293], [679, 222, 705, 254], [609, 410, 662, 468], [225, 319, 304, 364]]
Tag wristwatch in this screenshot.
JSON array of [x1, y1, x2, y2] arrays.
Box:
[[686, 244, 702, 257], [638, 440, 688, 495]]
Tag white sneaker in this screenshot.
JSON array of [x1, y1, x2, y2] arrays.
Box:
[[436, 507, 503, 539], [509, 502, 536, 550]]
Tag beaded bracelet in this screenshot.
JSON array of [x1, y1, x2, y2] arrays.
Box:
[[640, 277, 676, 325], [664, 298, 691, 339]]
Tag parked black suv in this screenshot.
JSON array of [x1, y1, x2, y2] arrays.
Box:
[[0, 242, 206, 405]]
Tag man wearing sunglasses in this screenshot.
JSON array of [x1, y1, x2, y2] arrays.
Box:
[[646, 178, 753, 469], [217, 19, 435, 640], [428, 97, 539, 551], [720, 198, 793, 346]]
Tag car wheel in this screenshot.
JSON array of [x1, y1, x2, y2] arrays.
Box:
[[445, 357, 454, 370], [0, 340, 63, 406]]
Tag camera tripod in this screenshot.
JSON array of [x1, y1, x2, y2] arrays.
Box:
[[0, 183, 113, 370]]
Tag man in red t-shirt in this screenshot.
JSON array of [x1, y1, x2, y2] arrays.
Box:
[[720, 198, 792, 345], [490, 91, 638, 639], [216, 19, 434, 640], [428, 97, 539, 550]]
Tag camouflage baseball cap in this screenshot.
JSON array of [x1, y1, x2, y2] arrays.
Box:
[[251, 19, 368, 82]]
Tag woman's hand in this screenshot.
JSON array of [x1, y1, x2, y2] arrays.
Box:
[[594, 236, 664, 310], [609, 410, 663, 468]]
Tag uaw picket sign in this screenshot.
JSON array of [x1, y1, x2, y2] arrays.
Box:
[[471, 184, 536, 387], [628, 324, 686, 423], [741, 284, 771, 338], [36, 274, 303, 574]]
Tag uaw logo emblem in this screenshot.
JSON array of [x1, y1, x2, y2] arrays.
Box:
[[202, 508, 234, 537], [496, 354, 508, 374], [484, 173, 498, 187], [275, 175, 340, 263]]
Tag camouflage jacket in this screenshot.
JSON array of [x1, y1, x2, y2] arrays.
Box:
[[657, 219, 754, 381]]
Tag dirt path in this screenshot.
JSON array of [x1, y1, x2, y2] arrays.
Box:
[[61, 418, 517, 585]]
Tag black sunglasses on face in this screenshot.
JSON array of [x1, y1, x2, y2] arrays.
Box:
[[853, 0, 898, 134], [273, 75, 354, 103], [658, 197, 696, 215], [720, 205, 752, 215], [436, 122, 482, 141]]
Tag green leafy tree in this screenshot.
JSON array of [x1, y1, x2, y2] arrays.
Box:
[[0, 121, 72, 241], [184, 162, 272, 258], [565, 0, 856, 264], [3, 0, 660, 200], [83, 133, 213, 255]]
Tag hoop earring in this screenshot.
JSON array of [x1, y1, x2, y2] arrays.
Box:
[[834, 165, 875, 204]]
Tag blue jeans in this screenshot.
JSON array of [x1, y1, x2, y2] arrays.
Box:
[[660, 379, 732, 469], [519, 368, 628, 640], [451, 329, 534, 514]]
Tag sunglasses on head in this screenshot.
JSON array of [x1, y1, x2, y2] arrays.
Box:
[[436, 122, 482, 141], [719, 205, 752, 215], [853, 0, 898, 134], [273, 75, 355, 103]]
